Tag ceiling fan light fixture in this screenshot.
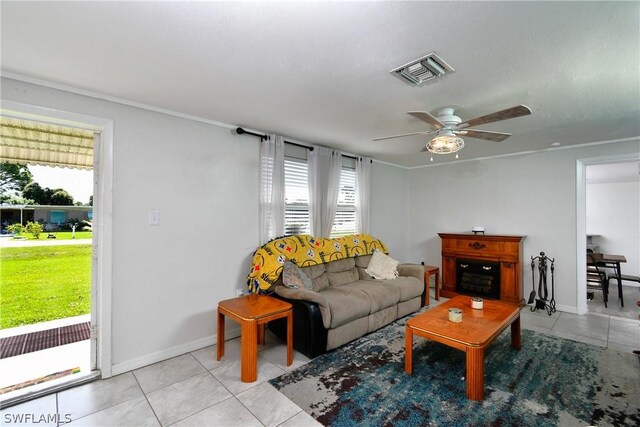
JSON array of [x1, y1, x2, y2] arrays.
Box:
[[426, 134, 464, 154]]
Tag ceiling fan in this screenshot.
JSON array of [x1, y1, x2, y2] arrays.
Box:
[[374, 104, 532, 158]]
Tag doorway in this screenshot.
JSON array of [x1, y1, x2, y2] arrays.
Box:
[[0, 102, 113, 405], [577, 155, 640, 318]]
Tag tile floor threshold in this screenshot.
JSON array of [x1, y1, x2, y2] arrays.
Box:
[[0, 370, 100, 409]]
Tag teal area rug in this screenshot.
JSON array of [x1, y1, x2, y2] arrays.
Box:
[[269, 314, 640, 426]]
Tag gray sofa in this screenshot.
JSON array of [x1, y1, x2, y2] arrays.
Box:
[[270, 254, 426, 357]]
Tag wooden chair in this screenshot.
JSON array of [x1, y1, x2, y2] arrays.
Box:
[[587, 253, 608, 307]]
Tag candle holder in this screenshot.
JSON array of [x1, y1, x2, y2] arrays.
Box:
[[448, 308, 463, 323]]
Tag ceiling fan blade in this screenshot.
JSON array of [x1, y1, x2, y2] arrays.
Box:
[[372, 130, 432, 141], [458, 105, 532, 128], [463, 129, 512, 142], [408, 111, 445, 129]]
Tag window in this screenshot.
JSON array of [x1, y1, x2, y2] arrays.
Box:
[[331, 166, 358, 237], [50, 210, 66, 225], [282, 144, 359, 238], [284, 158, 311, 235]]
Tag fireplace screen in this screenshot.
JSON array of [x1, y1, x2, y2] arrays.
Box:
[[456, 259, 501, 299]]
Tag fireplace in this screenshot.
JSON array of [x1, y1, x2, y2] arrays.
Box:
[[438, 233, 526, 304], [456, 259, 501, 299]]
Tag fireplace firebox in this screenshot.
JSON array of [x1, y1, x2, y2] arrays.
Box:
[[456, 259, 501, 299]]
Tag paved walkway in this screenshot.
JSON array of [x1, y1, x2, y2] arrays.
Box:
[[0, 237, 92, 248]]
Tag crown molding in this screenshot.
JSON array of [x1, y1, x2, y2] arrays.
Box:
[[406, 137, 640, 170], [1, 71, 236, 130]]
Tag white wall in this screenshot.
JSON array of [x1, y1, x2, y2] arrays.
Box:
[[406, 141, 640, 313], [1, 77, 408, 373], [370, 161, 408, 261], [587, 181, 640, 277], [2, 77, 259, 373]]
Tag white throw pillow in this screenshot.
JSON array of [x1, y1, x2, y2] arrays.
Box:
[[365, 250, 399, 280]]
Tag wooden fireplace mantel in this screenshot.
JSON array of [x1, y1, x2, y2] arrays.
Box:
[[438, 233, 526, 305]]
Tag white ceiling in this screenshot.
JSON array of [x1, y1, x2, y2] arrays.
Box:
[[1, 1, 639, 167]]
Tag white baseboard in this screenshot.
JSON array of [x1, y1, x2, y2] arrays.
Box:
[[555, 304, 578, 314], [111, 327, 240, 376]]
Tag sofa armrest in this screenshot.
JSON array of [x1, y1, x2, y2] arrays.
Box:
[[398, 263, 428, 306], [274, 285, 331, 329], [397, 263, 424, 281], [269, 294, 329, 358]]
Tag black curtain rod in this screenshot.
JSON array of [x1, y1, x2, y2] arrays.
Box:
[[234, 127, 314, 151], [235, 127, 370, 162], [285, 140, 314, 151], [234, 127, 269, 142], [343, 154, 373, 163]]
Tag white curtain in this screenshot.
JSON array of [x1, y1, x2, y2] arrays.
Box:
[[356, 156, 372, 234], [308, 146, 342, 237], [259, 134, 285, 244]]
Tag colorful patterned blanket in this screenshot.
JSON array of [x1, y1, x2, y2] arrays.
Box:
[[247, 234, 388, 293]]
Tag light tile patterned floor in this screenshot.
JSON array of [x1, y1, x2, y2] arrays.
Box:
[[1, 291, 638, 426]]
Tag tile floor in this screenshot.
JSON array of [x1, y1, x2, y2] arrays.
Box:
[[2, 294, 638, 427]]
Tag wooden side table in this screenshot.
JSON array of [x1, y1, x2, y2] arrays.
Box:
[[424, 265, 440, 301], [217, 294, 292, 382]]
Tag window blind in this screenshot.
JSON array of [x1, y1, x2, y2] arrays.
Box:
[[284, 158, 311, 235], [331, 167, 357, 237]]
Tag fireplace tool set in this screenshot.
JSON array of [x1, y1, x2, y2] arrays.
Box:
[[528, 252, 556, 315]]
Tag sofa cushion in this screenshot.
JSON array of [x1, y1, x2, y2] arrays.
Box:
[[356, 266, 374, 280], [373, 276, 424, 302], [354, 254, 372, 268], [325, 257, 359, 286], [318, 286, 371, 328], [365, 250, 399, 280], [326, 268, 359, 287], [325, 257, 356, 272], [282, 261, 313, 291], [339, 280, 400, 312], [300, 264, 330, 292], [355, 255, 374, 280], [301, 263, 326, 278]]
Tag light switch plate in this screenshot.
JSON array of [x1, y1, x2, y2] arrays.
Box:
[[148, 210, 160, 226]]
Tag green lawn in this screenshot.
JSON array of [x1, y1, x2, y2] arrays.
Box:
[[0, 245, 91, 329], [12, 231, 93, 241]]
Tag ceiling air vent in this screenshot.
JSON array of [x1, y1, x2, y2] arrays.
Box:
[[390, 52, 454, 86]]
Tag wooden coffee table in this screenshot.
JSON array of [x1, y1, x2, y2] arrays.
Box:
[[217, 294, 292, 382], [405, 295, 521, 400]]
